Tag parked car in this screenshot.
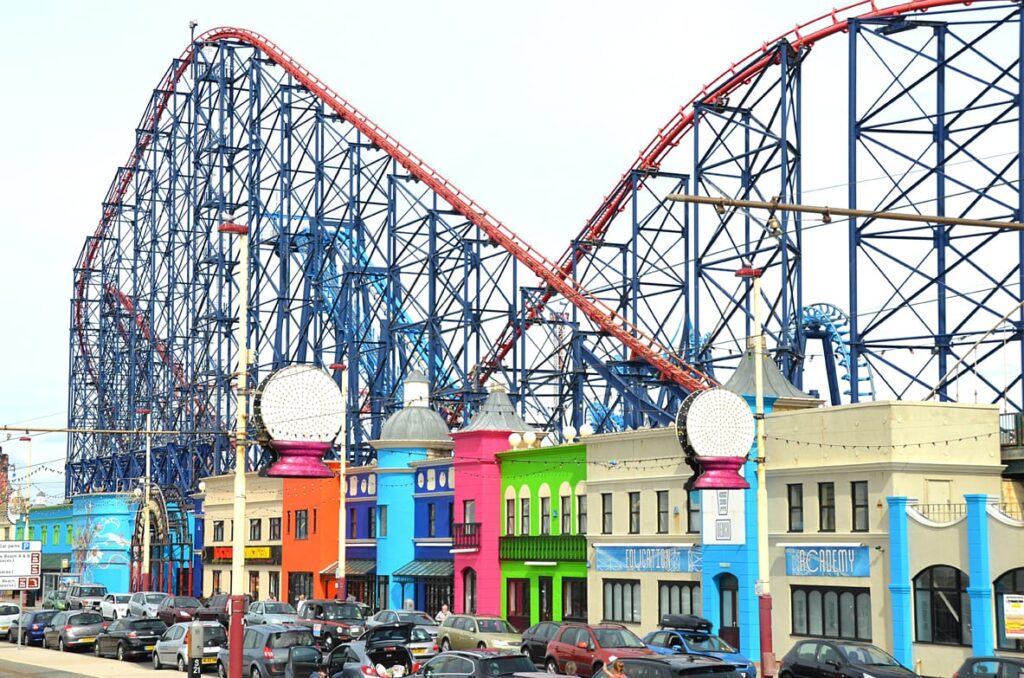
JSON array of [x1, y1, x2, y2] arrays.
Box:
[[594, 656, 744, 678], [521, 621, 562, 664], [544, 623, 654, 676], [129, 591, 171, 618], [198, 593, 252, 627], [43, 589, 68, 611], [152, 620, 227, 672], [437, 614, 522, 652], [95, 616, 167, 661], [367, 609, 439, 633], [954, 656, 1024, 678], [245, 600, 299, 626], [780, 639, 920, 678], [157, 595, 203, 625], [215, 623, 315, 678], [9, 609, 57, 645], [67, 583, 109, 611], [100, 593, 132, 620], [295, 599, 366, 650], [643, 616, 755, 678], [0, 603, 21, 638], [417, 649, 536, 678], [356, 621, 437, 660], [42, 610, 105, 651], [320, 630, 423, 678]]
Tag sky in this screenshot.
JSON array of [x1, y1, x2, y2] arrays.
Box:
[[0, 0, 954, 502]]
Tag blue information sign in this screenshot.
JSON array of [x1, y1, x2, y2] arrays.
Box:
[[595, 545, 701, 573], [785, 546, 870, 577]]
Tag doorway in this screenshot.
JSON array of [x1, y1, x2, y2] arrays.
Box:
[[718, 573, 740, 650], [507, 578, 531, 631], [539, 577, 553, 622]]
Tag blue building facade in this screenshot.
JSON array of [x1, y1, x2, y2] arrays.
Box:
[[20, 503, 74, 596], [343, 464, 379, 606]]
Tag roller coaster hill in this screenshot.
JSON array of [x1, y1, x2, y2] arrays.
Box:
[[63, 2, 1024, 592]]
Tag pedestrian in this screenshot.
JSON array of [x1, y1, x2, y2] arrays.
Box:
[[434, 603, 451, 623], [309, 666, 330, 678], [346, 593, 356, 603], [606, 660, 627, 678], [298, 593, 307, 603]]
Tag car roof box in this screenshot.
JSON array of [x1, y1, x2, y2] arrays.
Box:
[[659, 614, 712, 631]]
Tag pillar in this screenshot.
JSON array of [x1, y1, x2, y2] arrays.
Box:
[[965, 494, 995, 655], [886, 496, 912, 666]]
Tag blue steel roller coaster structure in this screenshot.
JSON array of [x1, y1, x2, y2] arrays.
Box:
[[68, 1, 1024, 501]]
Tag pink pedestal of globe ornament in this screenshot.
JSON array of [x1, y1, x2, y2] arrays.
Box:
[[692, 455, 750, 490], [264, 439, 335, 478]]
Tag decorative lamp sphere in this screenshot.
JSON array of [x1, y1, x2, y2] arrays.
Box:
[[579, 423, 595, 437], [197, 480, 207, 494], [133, 487, 143, 498], [522, 431, 537, 447], [257, 364, 344, 478], [563, 425, 577, 441], [508, 432, 523, 449], [682, 388, 754, 490]]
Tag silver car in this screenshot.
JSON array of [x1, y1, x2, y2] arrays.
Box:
[[153, 620, 226, 672], [0, 603, 21, 638], [245, 601, 298, 626], [366, 610, 439, 638], [129, 591, 170, 618]]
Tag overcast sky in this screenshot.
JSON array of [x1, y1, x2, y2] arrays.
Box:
[[0, 0, 910, 501]]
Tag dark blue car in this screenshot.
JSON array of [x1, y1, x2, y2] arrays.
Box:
[[642, 616, 755, 678], [9, 609, 57, 645]]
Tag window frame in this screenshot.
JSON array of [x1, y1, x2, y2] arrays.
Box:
[[249, 518, 262, 542], [657, 490, 669, 534], [295, 510, 309, 541], [268, 517, 281, 541], [379, 505, 388, 538], [628, 492, 641, 534], [851, 481, 869, 532], [428, 503, 437, 538], [601, 493, 613, 534], [818, 482, 836, 533], [686, 491, 701, 534], [658, 580, 702, 618], [540, 496, 551, 535], [213, 520, 225, 542], [790, 585, 871, 641], [562, 577, 588, 622], [602, 578, 641, 624], [913, 565, 971, 646], [505, 498, 515, 536], [560, 495, 572, 535], [520, 496, 531, 535], [367, 505, 376, 539], [577, 495, 588, 534], [788, 484, 805, 533]]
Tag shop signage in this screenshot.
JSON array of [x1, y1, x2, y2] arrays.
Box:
[[204, 545, 281, 565], [595, 545, 701, 573], [701, 488, 746, 545], [1004, 594, 1024, 639], [785, 546, 869, 577]]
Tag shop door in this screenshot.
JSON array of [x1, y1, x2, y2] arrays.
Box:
[[538, 577, 553, 622], [507, 578, 530, 632], [719, 573, 740, 650]]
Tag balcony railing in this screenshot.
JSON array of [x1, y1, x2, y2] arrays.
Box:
[[499, 534, 588, 562], [1000, 412, 1023, 446], [912, 503, 967, 523], [453, 522, 481, 550], [997, 503, 1024, 521]]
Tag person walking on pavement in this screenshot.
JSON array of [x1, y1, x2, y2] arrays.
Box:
[[434, 603, 451, 623]]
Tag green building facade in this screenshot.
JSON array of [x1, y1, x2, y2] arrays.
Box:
[[499, 443, 588, 630]]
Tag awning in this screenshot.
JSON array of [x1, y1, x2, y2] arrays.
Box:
[[320, 559, 376, 577], [41, 553, 71, 571], [391, 560, 454, 579]]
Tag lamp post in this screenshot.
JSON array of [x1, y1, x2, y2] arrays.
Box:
[[18, 436, 31, 610], [137, 408, 153, 590], [735, 266, 774, 677], [219, 221, 250, 678], [330, 363, 347, 600]]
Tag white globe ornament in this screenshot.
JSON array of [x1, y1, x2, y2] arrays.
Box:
[[677, 388, 755, 490], [563, 425, 577, 441], [522, 431, 537, 448], [508, 432, 523, 449], [579, 423, 595, 437]]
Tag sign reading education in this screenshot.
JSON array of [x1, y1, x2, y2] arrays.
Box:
[[595, 545, 701, 573], [785, 546, 869, 577]]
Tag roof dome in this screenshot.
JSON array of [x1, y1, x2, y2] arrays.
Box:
[[378, 371, 450, 442]]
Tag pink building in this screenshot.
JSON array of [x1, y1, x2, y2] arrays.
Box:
[[451, 386, 532, 615]]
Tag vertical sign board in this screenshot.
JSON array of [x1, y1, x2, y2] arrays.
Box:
[[1005, 594, 1024, 639], [187, 622, 205, 677], [701, 488, 747, 545], [0, 541, 42, 589]]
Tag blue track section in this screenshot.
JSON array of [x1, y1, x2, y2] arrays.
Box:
[[800, 303, 876, 405]]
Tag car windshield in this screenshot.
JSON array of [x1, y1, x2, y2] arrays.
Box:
[[480, 656, 536, 676], [411, 627, 433, 642], [79, 586, 106, 597], [204, 625, 228, 642], [175, 597, 201, 607], [35, 611, 56, 623], [70, 613, 103, 625], [398, 612, 435, 625], [477, 619, 516, 634], [146, 594, 169, 604], [370, 626, 413, 642], [130, 619, 167, 632], [55, 591, 67, 599], [594, 628, 647, 648], [0, 605, 19, 615], [269, 630, 315, 649], [839, 644, 900, 667], [114, 595, 131, 603], [682, 633, 735, 653], [264, 603, 296, 614], [322, 603, 363, 621]]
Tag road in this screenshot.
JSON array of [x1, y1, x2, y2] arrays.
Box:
[[0, 641, 162, 678]]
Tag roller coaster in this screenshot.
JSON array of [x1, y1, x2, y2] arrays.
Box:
[[68, 0, 1024, 497]]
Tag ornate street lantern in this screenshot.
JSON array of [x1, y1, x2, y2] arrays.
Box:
[[675, 387, 754, 490]]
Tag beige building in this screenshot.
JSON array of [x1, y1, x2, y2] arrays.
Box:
[[201, 472, 284, 600]]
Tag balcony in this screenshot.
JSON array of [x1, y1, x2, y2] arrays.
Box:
[[499, 534, 587, 562], [911, 503, 967, 523], [452, 522, 480, 551]]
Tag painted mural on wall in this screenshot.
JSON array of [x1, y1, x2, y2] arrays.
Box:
[[70, 494, 133, 592]]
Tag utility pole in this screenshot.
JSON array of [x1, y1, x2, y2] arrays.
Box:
[[18, 436, 31, 611], [136, 408, 153, 590], [331, 363, 348, 600]]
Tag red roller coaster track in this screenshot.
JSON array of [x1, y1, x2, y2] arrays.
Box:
[[74, 0, 972, 406]]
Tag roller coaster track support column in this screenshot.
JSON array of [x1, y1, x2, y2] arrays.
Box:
[[220, 221, 251, 678]]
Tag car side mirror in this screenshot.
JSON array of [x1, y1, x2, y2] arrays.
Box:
[[827, 661, 842, 669], [577, 641, 589, 649], [673, 646, 685, 654]]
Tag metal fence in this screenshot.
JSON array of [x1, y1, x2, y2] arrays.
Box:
[[912, 503, 968, 523]]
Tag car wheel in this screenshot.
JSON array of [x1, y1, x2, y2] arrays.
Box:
[[153, 651, 162, 670], [592, 662, 604, 676], [477, 642, 487, 649], [251, 667, 263, 678], [545, 658, 559, 674], [218, 662, 228, 678], [177, 654, 188, 672], [112, 610, 118, 620], [118, 642, 128, 661], [94, 642, 102, 657], [323, 633, 335, 650], [441, 638, 451, 652], [58, 636, 66, 652]]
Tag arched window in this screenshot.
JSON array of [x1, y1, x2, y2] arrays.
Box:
[[995, 568, 1024, 651], [559, 482, 572, 534], [914, 565, 971, 646], [504, 486, 516, 536], [575, 482, 587, 534], [518, 486, 531, 536], [538, 483, 551, 535], [463, 568, 477, 614], [40, 525, 48, 545]]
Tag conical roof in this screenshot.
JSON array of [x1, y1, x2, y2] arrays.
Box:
[[724, 337, 815, 400], [460, 384, 534, 432]]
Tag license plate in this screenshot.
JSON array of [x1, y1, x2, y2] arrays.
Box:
[[145, 645, 155, 651], [79, 637, 96, 643], [412, 648, 426, 655], [203, 657, 217, 665]]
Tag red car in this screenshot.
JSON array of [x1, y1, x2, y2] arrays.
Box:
[[156, 595, 202, 625], [544, 623, 655, 676]]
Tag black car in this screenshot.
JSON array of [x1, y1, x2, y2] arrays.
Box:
[[417, 649, 536, 678], [43, 610, 106, 651], [521, 621, 562, 664], [198, 593, 252, 627], [94, 617, 168, 661], [593, 656, 742, 678], [954, 656, 1024, 678], [780, 640, 920, 678], [296, 599, 366, 650]]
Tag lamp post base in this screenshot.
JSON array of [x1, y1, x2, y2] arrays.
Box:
[[264, 440, 335, 478], [759, 593, 776, 678]]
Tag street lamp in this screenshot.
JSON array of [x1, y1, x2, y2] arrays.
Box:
[[735, 266, 775, 677], [18, 436, 32, 610], [136, 407, 153, 590], [330, 362, 347, 601]]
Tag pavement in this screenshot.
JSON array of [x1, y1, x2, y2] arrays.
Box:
[[0, 640, 162, 678]]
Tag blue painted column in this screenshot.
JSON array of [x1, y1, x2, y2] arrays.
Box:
[[192, 496, 205, 597], [965, 494, 995, 656], [886, 496, 912, 666]]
